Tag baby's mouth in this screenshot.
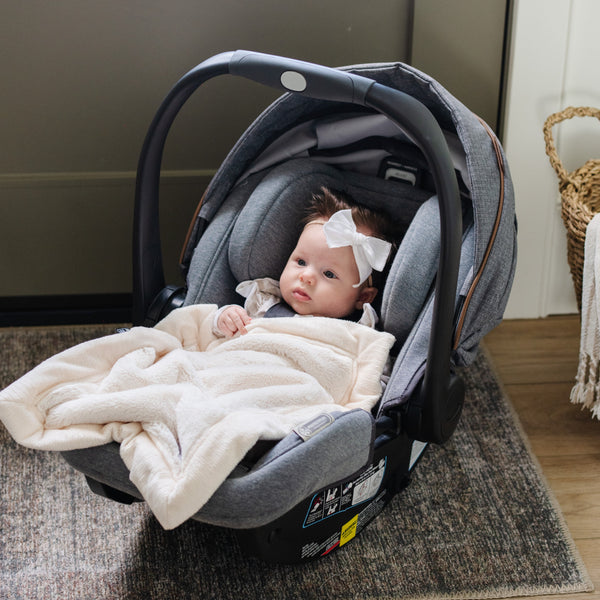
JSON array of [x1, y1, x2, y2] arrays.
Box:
[[292, 288, 311, 301]]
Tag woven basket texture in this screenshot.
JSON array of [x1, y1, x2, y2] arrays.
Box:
[[544, 106, 600, 311]]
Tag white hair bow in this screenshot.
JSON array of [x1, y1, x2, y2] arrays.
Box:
[[322, 209, 392, 287]]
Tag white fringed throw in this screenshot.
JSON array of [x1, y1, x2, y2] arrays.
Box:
[[571, 213, 600, 417]]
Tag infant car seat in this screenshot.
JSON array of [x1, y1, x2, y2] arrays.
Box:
[[62, 51, 516, 563]]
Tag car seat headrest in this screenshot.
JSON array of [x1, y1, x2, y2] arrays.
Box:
[[228, 161, 333, 282], [228, 158, 431, 285], [380, 195, 441, 343]]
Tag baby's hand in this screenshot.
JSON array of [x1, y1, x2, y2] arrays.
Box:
[[217, 306, 252, 338]]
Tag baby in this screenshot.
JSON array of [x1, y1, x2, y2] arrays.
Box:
[[215, 187, 397, 337]]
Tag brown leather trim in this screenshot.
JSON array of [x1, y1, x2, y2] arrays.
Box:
[[452, 118, 506, 350], [179, 190, 208, 266]]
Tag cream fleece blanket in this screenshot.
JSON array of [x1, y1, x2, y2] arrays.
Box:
[[572, 213, 600, 417], [0, 305, 394, 529]]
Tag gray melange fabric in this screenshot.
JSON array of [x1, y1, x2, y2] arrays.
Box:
[[183, 61, 517, 368], [185, 157, 430, 308], [63, 408, 375, 529]]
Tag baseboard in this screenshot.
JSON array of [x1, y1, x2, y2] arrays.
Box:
[[0, 294, 132, 327], [0, 169, 215, 188]]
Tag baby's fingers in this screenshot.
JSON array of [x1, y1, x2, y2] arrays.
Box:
[[233, 311, 252, 335], [220, 308, 251, 337]]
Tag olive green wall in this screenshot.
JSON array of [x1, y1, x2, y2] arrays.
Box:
[[411, 0, 508, 132], [0, 1, 412, 297], [1, 0, 507, 300]]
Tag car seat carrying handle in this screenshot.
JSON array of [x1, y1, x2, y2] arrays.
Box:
[[134, 50, 462, 444]]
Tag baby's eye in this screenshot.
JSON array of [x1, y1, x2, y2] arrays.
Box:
[[297, 258, 306, 266], [323, 270, 337, 279]]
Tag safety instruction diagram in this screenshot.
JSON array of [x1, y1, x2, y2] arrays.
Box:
[[303, 457, 387, 527]]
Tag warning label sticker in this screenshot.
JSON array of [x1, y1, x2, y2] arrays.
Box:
[[300, 532, 340, 560], [299, 489, 389, 559], [303, 457, 387, 527], [339, 514, 359, 547]]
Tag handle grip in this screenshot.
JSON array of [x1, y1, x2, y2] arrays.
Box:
[[133, 51, 463, 445], [229, 50, 374, 104]]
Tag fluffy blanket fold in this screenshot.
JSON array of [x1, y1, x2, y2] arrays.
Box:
[[0, 305, 394, 529], [572, 213, 600, 417]]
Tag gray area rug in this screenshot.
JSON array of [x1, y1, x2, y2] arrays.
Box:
[[0, 324, 593, 600]]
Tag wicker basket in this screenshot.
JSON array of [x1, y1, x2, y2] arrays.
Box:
[[543, 106, 600, 311]]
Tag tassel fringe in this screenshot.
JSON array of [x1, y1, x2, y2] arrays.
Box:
[[570, 352, 600, 418]]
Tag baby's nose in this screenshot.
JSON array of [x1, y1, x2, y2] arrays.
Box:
[[299, 267, 316, 284]]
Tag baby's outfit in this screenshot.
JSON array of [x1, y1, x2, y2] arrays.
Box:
[[212, 277, 378, 337]]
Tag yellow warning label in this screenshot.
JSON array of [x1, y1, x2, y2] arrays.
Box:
[[339, 514, 359, 547]]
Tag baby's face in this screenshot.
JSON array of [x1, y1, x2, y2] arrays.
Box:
[[279, 222, 368, 318]]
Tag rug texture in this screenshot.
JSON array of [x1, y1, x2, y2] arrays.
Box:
[[0, 324, 593, 600]]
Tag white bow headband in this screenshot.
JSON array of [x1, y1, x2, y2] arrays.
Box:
[[321, 209, 392, 288]]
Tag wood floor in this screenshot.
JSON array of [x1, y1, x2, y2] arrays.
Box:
[[484, 315, 599, 599]]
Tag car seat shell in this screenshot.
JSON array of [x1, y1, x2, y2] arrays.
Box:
[[61, 51, 516, 563]]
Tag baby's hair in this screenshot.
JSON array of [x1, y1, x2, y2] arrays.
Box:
[[304, 187, 400, 292], [304, 186, 398, 245]]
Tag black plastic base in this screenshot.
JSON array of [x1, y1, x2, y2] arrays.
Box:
[[84, 475, 142, 505], [72, 432, 419, 564], [235, 432, 414, 563]]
